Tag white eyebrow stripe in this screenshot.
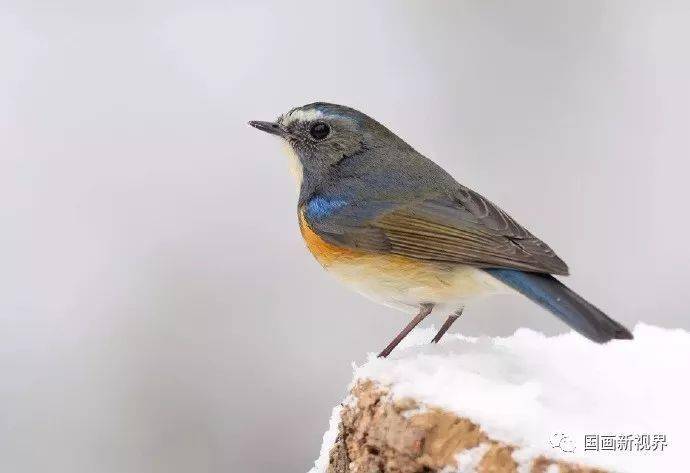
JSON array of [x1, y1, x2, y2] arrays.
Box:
[[281, 108, 324, 125]]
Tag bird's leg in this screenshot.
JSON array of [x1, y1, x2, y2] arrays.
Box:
[[378, 303, 434, 358], [430, 308, 463, 344]]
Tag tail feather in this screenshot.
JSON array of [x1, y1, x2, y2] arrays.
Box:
[[485, 268, 633, 343]]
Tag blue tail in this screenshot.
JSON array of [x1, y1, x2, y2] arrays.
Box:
[[485, 268, 633, 343]]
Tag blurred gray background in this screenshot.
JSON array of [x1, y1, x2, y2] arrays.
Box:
[[2, 1, 689, 471]]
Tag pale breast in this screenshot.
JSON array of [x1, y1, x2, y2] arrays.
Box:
[[326, 255, 510, 312]]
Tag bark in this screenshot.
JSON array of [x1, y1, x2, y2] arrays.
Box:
[[326, 381, 607, 473]]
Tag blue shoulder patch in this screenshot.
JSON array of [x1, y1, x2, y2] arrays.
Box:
[[306, 196, 348, 220]]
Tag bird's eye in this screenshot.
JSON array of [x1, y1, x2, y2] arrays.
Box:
[[309, 122, 330, 140]]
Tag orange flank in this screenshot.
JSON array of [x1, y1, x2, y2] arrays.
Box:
[[298, 209, 447, 285], [297, 209, 509, 311], [298, 210, 366, 266]]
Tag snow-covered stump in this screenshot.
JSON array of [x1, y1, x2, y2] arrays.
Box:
[[310, 325, 688, 473]]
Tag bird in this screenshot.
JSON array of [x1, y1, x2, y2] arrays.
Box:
[[249, 102, 633, 357]]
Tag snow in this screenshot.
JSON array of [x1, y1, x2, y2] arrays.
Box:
[[310, 405, 342, 473], [447, 443, 490, 473], [310, 324, 689, 472]]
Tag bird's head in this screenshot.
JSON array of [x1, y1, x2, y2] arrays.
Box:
[[249, 102, 407, 187]]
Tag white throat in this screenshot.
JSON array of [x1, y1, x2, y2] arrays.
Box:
[[282, 143, 303, 189]]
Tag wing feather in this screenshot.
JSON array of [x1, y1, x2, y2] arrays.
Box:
[[305, 185, 568, 275]]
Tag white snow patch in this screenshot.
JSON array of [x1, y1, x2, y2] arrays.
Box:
[[311, 324, 689, 472], [449, 443, 490, 472], [308, 404, 342, 473]]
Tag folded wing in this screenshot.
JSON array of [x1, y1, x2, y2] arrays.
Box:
[[305, 185, 569, 275]]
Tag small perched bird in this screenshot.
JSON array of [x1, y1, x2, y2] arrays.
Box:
[[250, 103, 632, 357]]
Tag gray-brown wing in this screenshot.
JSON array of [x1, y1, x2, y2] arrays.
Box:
[[372, 188, 569, 275], [305, 186, 569, 275]]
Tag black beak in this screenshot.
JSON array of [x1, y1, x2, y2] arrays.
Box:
[[249, 120, 284, 137]]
